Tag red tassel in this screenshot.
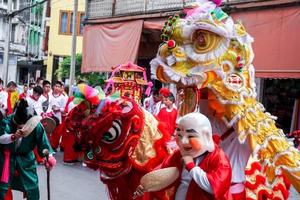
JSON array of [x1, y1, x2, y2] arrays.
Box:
[[4, 188, 13, 200], [273, 183, 290, 200], [244, 175, 266, 190], [245, 161, 261, 175], [1, 149, 10, 183]]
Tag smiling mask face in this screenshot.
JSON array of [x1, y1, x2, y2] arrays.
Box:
[[176, 113, 214, 158]]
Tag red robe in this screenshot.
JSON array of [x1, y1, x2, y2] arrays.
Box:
[[6, 92, 12, 115], [152, 144, 232, 200], [18, 93, 26, 100], [156, 107, 178, 137], [61, 96, 78, 162]]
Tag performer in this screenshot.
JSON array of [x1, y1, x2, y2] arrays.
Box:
[[27, 83, 36, 96], [0, 78, 8, 120], [0, 99, 56, 200], [26, 86, 44, 116], [198, 91, 251, 200], [152, 87, 171, 115], [61, 95, 79, 163], [48, 81, 66, 124], [6, 81, 18, 115], [48, 81, 67, 150], [26, 85, 46, 164], [156, 93, 178, 138], [19, 85, 29, 100], [136, 113, 232, 200], [35, 77, 44, 88], [39, 80, 52, 114], [143, 89, 159, 114]]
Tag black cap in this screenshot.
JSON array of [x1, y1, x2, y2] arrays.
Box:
[[13, 99, 36, 125]]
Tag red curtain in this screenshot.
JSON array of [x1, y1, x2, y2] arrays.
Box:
[[82, 20, 143, 72], [232, 7, 300, 78]]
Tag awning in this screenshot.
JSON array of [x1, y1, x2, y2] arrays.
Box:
[[143, 19, 166, 30], [82, 20, 143, 72], [82, 7, 300, 78], [232, 7, 300, 78]]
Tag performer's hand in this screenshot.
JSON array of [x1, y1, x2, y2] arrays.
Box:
[[182, 155, 193, 165], [44, 155, 56, 171], [52, 105, 60, 112], [133, 185, 145, 199], [14, 129, 24, 139]]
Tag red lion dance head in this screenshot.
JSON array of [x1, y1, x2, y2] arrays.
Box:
[[66, 96, 170, 200]]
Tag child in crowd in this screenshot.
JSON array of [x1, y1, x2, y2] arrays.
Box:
[[6, 81, 18, 115], [156, 93, 178, 138], [19, 85, 29, 99], [0, 79, 8, 120]]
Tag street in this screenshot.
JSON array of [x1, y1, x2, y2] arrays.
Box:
[[11, 151, 300, 200], [13, 151, 109, 200]]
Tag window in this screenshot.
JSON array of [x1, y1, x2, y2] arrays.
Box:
[[70, 12, 73, 33], [79, 13, 85, 35], [59, 11, 85, 36], [60, 11, 68, 34], [0, 53, 3, 65], [11, 24, 16, 43], [12, 0, 17, 10]]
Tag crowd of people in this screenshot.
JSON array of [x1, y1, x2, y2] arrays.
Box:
[[0, 77, 82, 200], [0, 78, 256, 200], [143, 87, 178, 139]]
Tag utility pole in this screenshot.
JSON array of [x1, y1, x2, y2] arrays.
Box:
[[2, 0, 12, 86], [69, 0, 78, 95]]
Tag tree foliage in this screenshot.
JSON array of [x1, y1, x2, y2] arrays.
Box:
[[55, 54, 106, 86]]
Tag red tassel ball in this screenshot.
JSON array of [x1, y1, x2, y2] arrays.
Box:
[[167, 40, 176, 49]]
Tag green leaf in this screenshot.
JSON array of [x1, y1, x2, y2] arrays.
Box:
[[54, 54, 106, 87]]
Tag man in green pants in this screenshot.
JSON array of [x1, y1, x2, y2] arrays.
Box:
[[0, 99, 56, 200]]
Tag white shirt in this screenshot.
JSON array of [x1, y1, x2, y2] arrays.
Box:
[[28, 88, 33, 96], [199, 99, 251, 183], [153, 101, 165, 116], [48, 93, 67, 123], [39, 94, 51, 113], [26, 96, 43, 116], [143, 96, 154, 113], [0, 90, 8, 112], [66, 101, 75, 113]]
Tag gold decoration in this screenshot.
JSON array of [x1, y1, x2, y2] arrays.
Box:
[[131, 111, 163, 165], [193, 30, 222, 54]]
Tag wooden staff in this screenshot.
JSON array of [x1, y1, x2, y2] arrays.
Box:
[[43, 149, 50, 200]]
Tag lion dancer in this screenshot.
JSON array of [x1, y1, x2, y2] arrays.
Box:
[[198, 89, 251, 200], [0, 99, 56, 200], [66, 90, 173, 200], [60, 94, 79, 163], [135, 113, 232, 199], [26, 85, 45, 164]]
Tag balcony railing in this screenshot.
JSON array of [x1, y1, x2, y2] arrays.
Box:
[[86, 0, 295, 20], [86, 0, 198, 19], [0, 40, 26, 55]]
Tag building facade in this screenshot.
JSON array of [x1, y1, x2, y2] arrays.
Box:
[[0, 0, 27, 83], [82, 0, 300, 133], [18, 0, 48, 84], [46, 0, 85, 84], [0, 0, 50, 84]]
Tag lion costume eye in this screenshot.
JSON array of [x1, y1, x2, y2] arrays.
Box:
[[101, 120, 122, 144], [184, 29, 230, 63], [192, 30, 222, 54], [118, 101, 133, 114]]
